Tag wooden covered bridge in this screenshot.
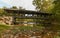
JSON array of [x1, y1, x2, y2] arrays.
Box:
[[4, 9, 52, 26]]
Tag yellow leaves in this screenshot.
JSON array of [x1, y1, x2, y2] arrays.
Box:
[[0, 8, 4, 13]]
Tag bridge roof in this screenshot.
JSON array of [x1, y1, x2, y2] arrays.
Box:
[[4, 9, 52, 15]]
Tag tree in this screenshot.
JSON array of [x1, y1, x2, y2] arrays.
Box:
[[51, 0, 60, 31], [0, 8, 4, 13], [10, 6, 18, 9], [33, 0, 54, 13]]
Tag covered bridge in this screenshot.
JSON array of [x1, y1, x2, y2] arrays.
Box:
[[4, 9, 52, 26]]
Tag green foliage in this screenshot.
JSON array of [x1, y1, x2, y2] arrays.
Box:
[[51, 0, 60, 31], [10, 6, 25, 10], [11, 6, 18, 9], [0, 24, 10, 29], [33, 0, 54, 13], [53, 0, 60, 21], [0, 24, 11, 33], [0, 8, 4, 13]]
